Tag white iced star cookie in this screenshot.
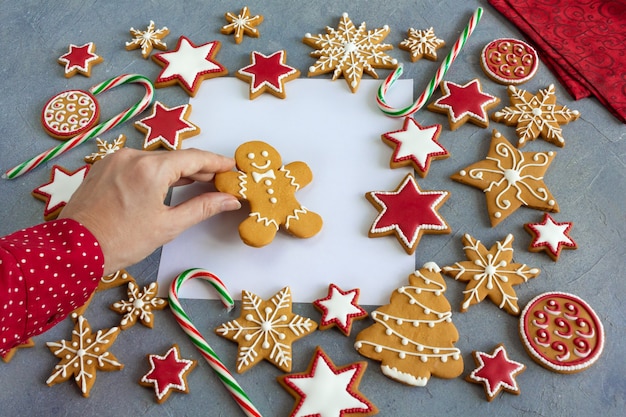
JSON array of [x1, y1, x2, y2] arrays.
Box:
[[524, 213, 577, 261], [32, 164, 90, 220], [313, 284, 368, 336]]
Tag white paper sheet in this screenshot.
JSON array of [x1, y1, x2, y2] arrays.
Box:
[[156, 77, 415, 304]]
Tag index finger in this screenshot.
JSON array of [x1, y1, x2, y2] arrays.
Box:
[[159, 148, 236, 184]]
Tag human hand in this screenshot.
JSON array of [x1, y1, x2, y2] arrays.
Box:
[[60, 148, 241, 275]]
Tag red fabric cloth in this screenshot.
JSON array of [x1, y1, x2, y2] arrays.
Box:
[[0, 219, 104, 355], [488, 0, 626, 123]]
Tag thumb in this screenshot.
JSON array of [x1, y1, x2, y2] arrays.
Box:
[[168, 192, 241, 232]]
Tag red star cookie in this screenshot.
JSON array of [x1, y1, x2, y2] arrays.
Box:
[[381, 117, 448, 177], [152, 36, 228, 97], [32, 165, 90, 220], [366, 173, 451, 254], [466, 344, 526, 402], [313, 284, 368, 336], [58, 42, 103, 77], [236, 50, 300, 100], [428, 79, 500, 130], [278, 347, 378, 417], [524, 213, 577, 261], [135, 101, 200, 151], [139, 344, 197, 403]]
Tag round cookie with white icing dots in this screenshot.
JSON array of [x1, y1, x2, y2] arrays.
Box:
[[215, 141, 323, 247]]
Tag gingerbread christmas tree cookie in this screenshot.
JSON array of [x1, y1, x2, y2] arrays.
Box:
[[355, 263, 463, 386], [303, 13, 397, 93], [451, 130, 559, 227], [442, 233, 540, 315], [215, 287, 317, 373]]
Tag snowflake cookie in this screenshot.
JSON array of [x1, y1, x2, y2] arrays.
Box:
[[125, 20, 169, 58], [110, 281, 168, 330], [524, 213, 577, 261], [236, 50, 300, 100], [451, 130, 559, 227], [365, 173, 451, 254], [58, 42, 103, 77], [442, 233, 540, 315], [151, 36, 228, 97], [139, 344, 197, 403], [381, 117, 448, 177], [466, 344, 526, 401], [1, 338, 34, 363], [134, 101, 200, 151], [303, 13, 398, 93], [221, 6, 264, 44], [492, 84, 580, 148], [313, 284, 368, 336], [278, 346, 378, 417], [46, 315, 123, 397], [32, 164, 90, 221], [84, 135, 126, 164], [215, 287, 317, 373], [97, 269, 135, 291], [399, 27, 445, 62]]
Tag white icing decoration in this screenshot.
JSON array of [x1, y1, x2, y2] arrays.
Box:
[[156, 37, 221, 87], [385, 120, 445, 170], [317, 286, 363, 328], [36, 166, 89, 212]]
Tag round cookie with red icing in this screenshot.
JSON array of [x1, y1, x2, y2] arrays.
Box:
[[41, 90, 100, 140], [480, 38, 539, 85], [519, 292, 604, 374]]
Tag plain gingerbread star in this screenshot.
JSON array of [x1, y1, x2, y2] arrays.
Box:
[[381, 117, 448, 176], [466, 344, 526, 402], [135, 101, 200, 151], [313, 284, 368, 336], [278, 347, 378, 417], [366, 173, 451, 254], [139, 344, 197, 403], [151, 36, 228, 97], [236, 50, 300, 100], [32, 164, 90, 221], [58, 42, 103, 77], [524, 213, 577, 261], [221, 6, 264, 44], [399, 27, 445, 62], [428, 79, 500, 130]]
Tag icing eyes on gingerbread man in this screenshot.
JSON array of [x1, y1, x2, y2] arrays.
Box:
[[215, 141, 323, 247]]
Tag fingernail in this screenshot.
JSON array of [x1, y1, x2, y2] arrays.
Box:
[[221, 198, 241, 212]]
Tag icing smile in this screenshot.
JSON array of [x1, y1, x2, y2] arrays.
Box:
[[252, 160, 271, 170]]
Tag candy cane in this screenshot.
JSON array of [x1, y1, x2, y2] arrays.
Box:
[[169, 268, 263, 417], [3, 74, 154, 179], [376, 7, 483, 117]]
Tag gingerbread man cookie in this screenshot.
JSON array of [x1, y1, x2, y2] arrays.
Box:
[[215, 141, 323, 247]]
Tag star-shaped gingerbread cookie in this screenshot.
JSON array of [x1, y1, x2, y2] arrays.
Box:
[[152, 36, 228, 97], [399, 27, 445, 62], [366, 173, 451, 254], [139, 344, 197, 403], [313, 284, 368, 336], [32, 164, 90, 220], [58, 42, 103, 77], [381, 117, 448, 177], [221, 6, 264, 44], [451, 130, 559, 227], [524, 213, 577, 261], [278, 347, 378, 417], [466, 344, 526, 401], [135, 101, 200, 151], [428, 79, 500, 130], [442, 233, 540, 315], [492, 84, 580, 148], [236, 50, 300, 100], [215, 287, 317, 373]]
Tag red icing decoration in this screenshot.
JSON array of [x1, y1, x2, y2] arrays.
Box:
[[481, 38, 538, 84], [367, 174, 450, 254], [141, 344, 196, 402], [313, 284, 368, 336], [468, 344, 525, 401], [135, 101, 198, 151], [430, 80, 499, 125], [58, 43, 102, 77], [524, 213, 577, 260], [238, 50, 299, 97]]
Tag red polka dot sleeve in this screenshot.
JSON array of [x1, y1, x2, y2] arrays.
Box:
[[0, 219, 104, 355]]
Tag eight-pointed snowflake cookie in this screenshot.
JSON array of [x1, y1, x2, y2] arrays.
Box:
[[221, 6, 264, 44], [442, 233, 540, 315], [125, 20, 170, 58], [399, 27, 445, 62], [278, 346, 378, 417], [110, 281, 168, 330], [32, 164, 90, 221], [313, 283, 368, 336], [492, 84, 580, 148], [466, 343, 526, 401], [236, 50, 300, 100], [139, 344, 197, 403], [451, 130, 559, 227], [524, 213, 577, 261], [303, 12, 398, 93], [46, 315, 123, 397], [215, 286, 317, 373], [84, 135, 127, 164], [58, 42, 103, 77]]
